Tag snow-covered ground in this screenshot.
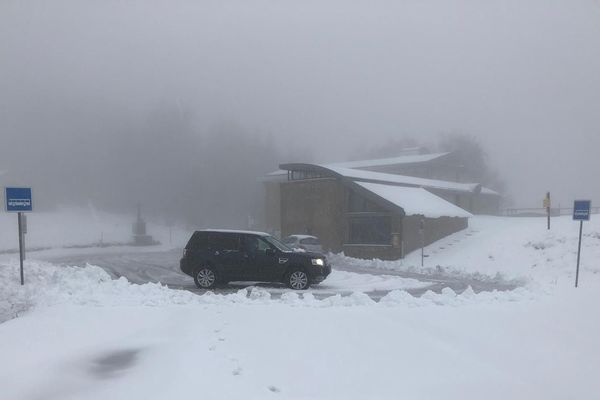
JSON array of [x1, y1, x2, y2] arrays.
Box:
[[0, 206, 190, 252], [0, 286, 597, 399], [1, 213, 599, 399]]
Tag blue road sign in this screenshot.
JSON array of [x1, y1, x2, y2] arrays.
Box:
[[5, 187, 33, 212], [573, 200, 591, 221]]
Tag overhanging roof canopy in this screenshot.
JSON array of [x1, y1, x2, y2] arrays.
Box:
[[326, 152, 451, 169]]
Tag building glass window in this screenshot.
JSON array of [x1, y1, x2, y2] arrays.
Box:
[[348, 216, 391, 245]]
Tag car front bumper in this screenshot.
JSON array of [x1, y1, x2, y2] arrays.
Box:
[[310, 263, 332, 283]]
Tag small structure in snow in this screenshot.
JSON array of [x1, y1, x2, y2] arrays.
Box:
[[132, 204, 158, 246]]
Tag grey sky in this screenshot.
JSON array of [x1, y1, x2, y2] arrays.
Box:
[[1, 0, 599, 211]]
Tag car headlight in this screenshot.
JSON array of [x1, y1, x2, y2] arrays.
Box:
[[311, 258, 324, 266]]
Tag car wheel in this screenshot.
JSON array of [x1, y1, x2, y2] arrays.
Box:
[[287, 269, 310, 290], [194, 267, 217, 289]]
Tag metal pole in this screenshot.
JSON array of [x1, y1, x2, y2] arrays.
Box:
[[575, 220, 583, 288], [421, 232, 424, 267], [18, 212, 24, 285], [547, 192, 551, 230], [21, 214, 26, 261], [419, 218, 425, 267]]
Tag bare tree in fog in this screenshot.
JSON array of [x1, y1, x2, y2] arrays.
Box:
[[437, 134, 507, 194], [354, 133, 507, 197]]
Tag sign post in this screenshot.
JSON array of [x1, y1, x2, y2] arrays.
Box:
[[5, 187, 33, 285], [572, 200, 591, 288], [543, 192, 551, 230], [419, 218, 425, 267]]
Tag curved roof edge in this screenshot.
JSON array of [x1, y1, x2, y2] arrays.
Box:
[[279, 163, 485, 195]]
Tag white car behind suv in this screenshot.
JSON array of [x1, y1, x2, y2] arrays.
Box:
[[282, 235, 324, 253]]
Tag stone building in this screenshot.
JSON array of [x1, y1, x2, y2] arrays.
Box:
[[263, 151, 501, 260]]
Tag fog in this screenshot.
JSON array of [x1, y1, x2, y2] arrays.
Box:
[[1, 0, 599, 226]]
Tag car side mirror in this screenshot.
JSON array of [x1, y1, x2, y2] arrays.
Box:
[[265, 248, 276, 256]]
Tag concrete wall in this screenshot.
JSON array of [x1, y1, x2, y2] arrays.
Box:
[[278, 178, 469, 260], [280, 178, 346, 252], [342, 213, 404, 260], [401, 215, 468, 255], [428, 188, 500, 216]]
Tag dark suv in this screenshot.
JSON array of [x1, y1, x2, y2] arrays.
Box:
[[180, 230, 331, 290]]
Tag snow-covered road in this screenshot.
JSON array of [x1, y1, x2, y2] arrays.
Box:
[[43, 249, 517, 300]]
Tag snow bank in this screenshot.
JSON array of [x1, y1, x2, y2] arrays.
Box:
[[0, 259, 538, 322], [0, 284, 596, 400]]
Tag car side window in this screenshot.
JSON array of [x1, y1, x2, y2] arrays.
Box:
[[256, 238, 272, 252], [243, 236, 272, 255], [211, 233, 240, 252]]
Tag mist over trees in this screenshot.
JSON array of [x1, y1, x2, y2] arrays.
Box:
[[0, 101, 295, 228], [1, 98, 510, 227], [356, 134, 507, 195]]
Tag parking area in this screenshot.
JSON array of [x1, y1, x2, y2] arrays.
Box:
[[44, 248, 518, 301]]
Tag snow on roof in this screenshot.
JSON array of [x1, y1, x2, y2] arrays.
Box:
[[284, 234, 318, 240], [266, 169, 287, 176], [197, 229, 270, 236], [326, 152, 450, 169], [324, 165, 480, 193], [355, 182, 473, 218], [267, 152, 449, 178], [481, 187, 501, 196]]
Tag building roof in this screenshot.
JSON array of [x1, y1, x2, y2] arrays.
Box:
[[354, 182, 473, 218], [196, 229, 270, 236], [271, 153, 501, 197], [278, 163, 482, 194], [326, 152, 450, 169], [481, 187, 501, 196], [324, 165, 482, 194]]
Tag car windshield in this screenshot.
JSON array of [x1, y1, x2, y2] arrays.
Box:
[[264, 235, 293, 252]]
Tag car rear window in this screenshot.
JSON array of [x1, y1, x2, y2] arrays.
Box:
[[299, 237, 320, 245], [186, 232, 209, 250], [213, 233, 240, 251], [186, 232, 240, 251]]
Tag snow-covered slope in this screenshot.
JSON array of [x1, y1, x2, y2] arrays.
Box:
[[331, 215, 600, 285]]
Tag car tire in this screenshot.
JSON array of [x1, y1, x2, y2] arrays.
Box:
[[194, 266, 218, 289], [286, 269, 310, 290]]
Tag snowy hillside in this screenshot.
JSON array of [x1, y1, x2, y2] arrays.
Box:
[[331, 215, 600, 285]]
